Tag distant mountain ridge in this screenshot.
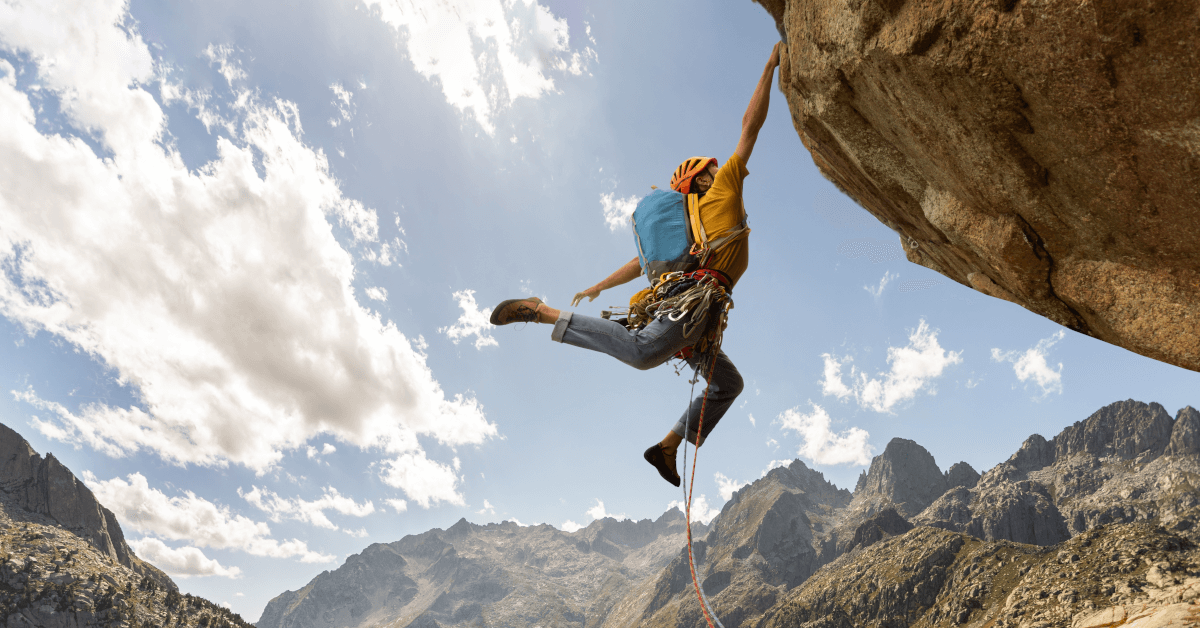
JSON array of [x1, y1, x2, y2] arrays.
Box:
[[257, 506, 708, 628], [258, 399, 1200, 627]]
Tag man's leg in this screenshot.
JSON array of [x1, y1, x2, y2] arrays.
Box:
[[551, 311, 691, 371], [665, 350, 744, 448]]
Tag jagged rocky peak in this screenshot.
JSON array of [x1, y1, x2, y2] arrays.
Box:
[[1168, 405, 1200, 456], [1054, 399, 1175, 461], [853, 437, 946, 517], [943, 461, 979, 489], [1005, 432, 1056, 477]]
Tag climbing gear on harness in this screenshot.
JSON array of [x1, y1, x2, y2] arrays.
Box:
[[670, 157, 718, 194], [617, 270, 732, 361], [643, 443, 681, 487], [488, 297, 544, 325]]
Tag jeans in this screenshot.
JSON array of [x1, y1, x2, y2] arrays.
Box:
[[552, 311, 743, 446]]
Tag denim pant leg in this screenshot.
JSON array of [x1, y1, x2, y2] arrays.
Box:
[[551, 311, 690, 370], [671, 350, 743, 447]]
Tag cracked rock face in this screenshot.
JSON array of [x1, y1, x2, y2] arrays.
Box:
[[0, 423, 248, 628], [754, 0, 1200, 372]]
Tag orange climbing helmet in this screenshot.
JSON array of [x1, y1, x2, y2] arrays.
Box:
[[669, 157, 718, 194]]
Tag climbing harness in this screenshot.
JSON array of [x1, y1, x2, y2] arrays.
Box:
[[678, 299, 732, 628], [621, 269, 731, 356]]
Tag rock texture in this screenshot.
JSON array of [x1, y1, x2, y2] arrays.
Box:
[[759, 520, 1200, 628], [0, 423, 249, 628], [0, 422, 172, 589], [754, 0, 1200, 372], [915, 400, 1200, 545]]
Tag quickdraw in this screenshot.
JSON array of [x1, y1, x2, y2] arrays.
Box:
[[620, 270, 733, 360]]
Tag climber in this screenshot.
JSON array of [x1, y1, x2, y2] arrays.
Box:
[[490, 43, 781, 487]]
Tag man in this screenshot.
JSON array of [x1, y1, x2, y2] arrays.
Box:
[[490, 43, 781, 487]]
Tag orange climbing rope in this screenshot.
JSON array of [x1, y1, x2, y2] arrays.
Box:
[[679, 299, 731, 628]]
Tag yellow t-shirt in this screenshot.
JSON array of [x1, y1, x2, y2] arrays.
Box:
[[696, 153, 750, 288]]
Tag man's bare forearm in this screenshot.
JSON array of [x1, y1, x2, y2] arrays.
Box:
[[735, 44, 780, 164], [742, 50, 778, 135], [592, 257, 642, 292]]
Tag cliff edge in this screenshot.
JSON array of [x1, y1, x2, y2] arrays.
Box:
[[755, 0, 1200, 371]]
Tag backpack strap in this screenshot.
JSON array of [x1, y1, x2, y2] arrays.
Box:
[[687, 194, 750, 267]]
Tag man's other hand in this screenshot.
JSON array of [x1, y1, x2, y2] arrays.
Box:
[[571, 287, 601, 307]]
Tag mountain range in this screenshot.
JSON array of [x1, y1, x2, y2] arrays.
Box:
[[257, 399, 1200, 627]]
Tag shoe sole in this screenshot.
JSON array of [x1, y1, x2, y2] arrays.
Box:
[[489, 297, 544, 326], [644, 444, 681, 487]]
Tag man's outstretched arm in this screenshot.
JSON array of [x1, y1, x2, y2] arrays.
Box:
[[572, 257, 642, 306], [734, 43, 782, 165]]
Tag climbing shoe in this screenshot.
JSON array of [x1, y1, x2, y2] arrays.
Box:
[[489, 297, 544, 326], [643, 443, 681, 487]]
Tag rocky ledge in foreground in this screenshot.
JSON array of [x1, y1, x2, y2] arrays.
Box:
[[754, 0, 1200, 371], [0, 422, 250, 628]]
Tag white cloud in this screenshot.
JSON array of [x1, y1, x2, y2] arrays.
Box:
[[864, 271, 898, 298], [329, 82, 354, 127], [128, 538, 242, 579], [365, 287, 388, 302], [0, 0, 495, 503], [344, 527, 369, 538], [361, 0, 597, 134], [600, 193, 639, 231], [820, 320, 962, 413], [239, 485, 374, 530], [85, 472, 334, 563], [322, 443, 336, 455], [748, 413, 756, 427], [585, 499, 625, 521], [714, 472, 745, 500], [560, 519, 583, 533], [202, 44, 247, 86], [820, 354, 855, 399], [778, 403, 873, 465], [379, 451, 465, 508], [477, 499, 495, 516], [991, 330, 1065, 396], [760, 459, 789, 477], [667, 494, 719, 525], [438, 289, 498, 349], [385, 498, 408, 513]]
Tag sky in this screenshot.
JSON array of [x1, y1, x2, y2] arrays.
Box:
[[1, 0, 1197, 621]]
